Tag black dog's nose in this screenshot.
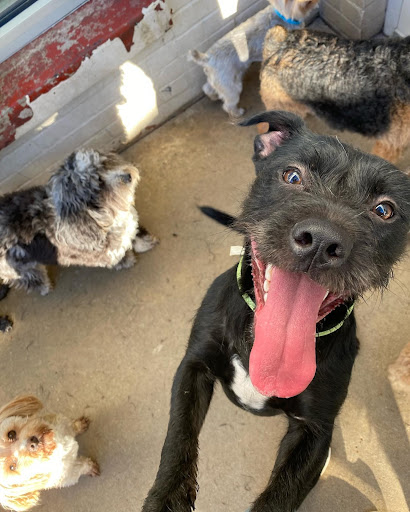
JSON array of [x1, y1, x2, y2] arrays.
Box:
[[28, 436, 39, 451], [290, 219, 352, 270]]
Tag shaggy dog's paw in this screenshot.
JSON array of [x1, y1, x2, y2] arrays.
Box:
[[73, 416, 91, 434], [0, 316, 13, 333], [114, 250, 137, 270], [39, 281, 52, 296], [133, 231, 160, 253], [86, 459, 100, 477], [225, 106, 245, 118], [0, 284, 10, 301]]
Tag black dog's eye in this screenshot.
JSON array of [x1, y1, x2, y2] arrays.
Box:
[[7, 431, 16, 441], [372, 202, 394, 220], [283, 168, 303, 185]]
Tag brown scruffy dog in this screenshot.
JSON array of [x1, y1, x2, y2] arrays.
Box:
[[260, 26, 410, 162], [0, 149, 158, 296]]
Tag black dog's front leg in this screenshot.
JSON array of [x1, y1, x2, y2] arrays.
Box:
[[251, 418, 333, 512], [143, 355, 215, 512]]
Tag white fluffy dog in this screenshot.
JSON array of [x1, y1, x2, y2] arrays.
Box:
[[188, 0, 319, 117], [0, 396, 99, 511]]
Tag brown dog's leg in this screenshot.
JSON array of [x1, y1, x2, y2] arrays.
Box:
[[260, 77, 311, 119], [372, 103, 410, 163]]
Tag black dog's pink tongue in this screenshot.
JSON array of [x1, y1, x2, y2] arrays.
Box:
[[249, 268, 327, 398]]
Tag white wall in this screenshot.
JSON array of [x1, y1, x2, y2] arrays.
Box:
[[320, 0, 388, 39], [396, 0, 410, 35], [0, 0, 267, 193], [384, 0, 410, 35]]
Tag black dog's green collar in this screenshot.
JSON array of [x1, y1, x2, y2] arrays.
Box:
[[236, 254, 354, 337]]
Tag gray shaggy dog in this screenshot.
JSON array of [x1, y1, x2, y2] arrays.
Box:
[[0, 149, 158, 297]]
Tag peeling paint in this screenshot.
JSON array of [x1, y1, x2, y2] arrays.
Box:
[[0, 0, 166, 151], [15, 2, 171, 141], [141, 0, 171, 43], [119, 25, 136, 52], [18, 108, 32, 119]]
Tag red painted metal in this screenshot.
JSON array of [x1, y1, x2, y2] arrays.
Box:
[[0, 0, 157, 151]]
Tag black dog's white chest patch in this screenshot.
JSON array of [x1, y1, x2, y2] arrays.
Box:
[[230, 355, 268, 411]]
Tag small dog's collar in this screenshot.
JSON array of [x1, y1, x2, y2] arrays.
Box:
[[273, 8, 303, 26], [236, 254, 354, 337]]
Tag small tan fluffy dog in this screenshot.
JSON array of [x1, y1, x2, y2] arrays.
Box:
[[0, 396, 99, 511]]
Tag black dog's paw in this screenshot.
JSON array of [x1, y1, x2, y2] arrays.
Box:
[[250, 492, 277, 512], [142, 498, 193, 512], [142, 486, 196, 512], [0, 316, 13, 333], [250, 503, 273, 512]]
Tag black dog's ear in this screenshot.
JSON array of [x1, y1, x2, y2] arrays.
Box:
[[49, 149, 102, 219], [240, 111, 305, 159]]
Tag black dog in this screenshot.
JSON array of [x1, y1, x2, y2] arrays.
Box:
[[143, 111, 410, 512]]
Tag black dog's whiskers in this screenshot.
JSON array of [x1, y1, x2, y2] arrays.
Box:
[[385, 276, 410, 301], [143, 111, 410, 512], [335, 136, 349, 160]]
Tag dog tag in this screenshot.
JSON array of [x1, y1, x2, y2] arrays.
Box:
[[230, 246, 244, 256]]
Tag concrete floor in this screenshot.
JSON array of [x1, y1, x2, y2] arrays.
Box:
[[1, 68, 409, 512]]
